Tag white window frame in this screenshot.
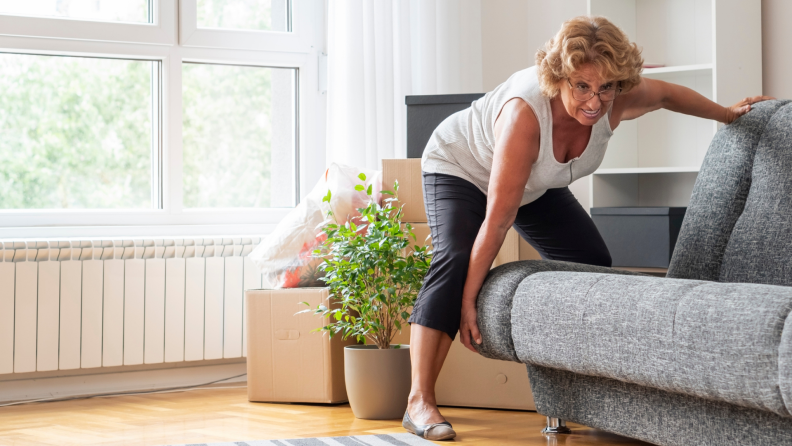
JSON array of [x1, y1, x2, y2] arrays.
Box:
[[0, 0, 176, 45], [180, 0, 311, 53], [0, 0, 327, 238]]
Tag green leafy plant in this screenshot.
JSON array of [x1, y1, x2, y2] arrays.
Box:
[[302, 173, 432, 349]]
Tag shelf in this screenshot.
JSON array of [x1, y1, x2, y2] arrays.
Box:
[[594, 167, 700, 175], [642, 64, 713, 76], [586, 0, 759, 212]]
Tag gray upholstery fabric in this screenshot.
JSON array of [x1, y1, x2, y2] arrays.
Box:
[[511, 272, 792, 417], [527, 364, 792, 446], [780, 311, 792, 419], [720, 103, 792, 286], [474, 260, 640, 362], [667, 100, 791, 282]]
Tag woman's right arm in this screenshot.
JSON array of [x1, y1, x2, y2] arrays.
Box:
[[458, 97, 541, 353]]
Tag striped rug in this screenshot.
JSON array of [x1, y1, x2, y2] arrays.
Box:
[[168, 433, 435, 445]]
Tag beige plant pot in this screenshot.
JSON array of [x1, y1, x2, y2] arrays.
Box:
[[344, 344, 411, 419]]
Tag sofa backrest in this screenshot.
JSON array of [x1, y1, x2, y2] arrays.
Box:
[[667, 100, 792, 284]]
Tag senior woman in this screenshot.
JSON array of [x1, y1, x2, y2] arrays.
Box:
[[402, 15, 773, 441]]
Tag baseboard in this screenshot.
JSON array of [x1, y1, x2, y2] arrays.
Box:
[[0, 359, 247, 404]]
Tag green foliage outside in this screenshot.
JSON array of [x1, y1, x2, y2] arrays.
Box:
[[197, 0, 278, 31], [0, 53, 290, 210], [182, 63, 281, 208], [0, 54, 153, 209], [303, 175, 432, 349]]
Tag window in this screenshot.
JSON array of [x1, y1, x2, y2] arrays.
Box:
[[0, 0, 151, 23], [0, 53, 158, 210], [179, 0, 309, 53], [197, 0, 290, 31], [0, 0, 324, 234], [182, 63, 296, 208]]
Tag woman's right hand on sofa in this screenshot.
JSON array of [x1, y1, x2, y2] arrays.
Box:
[[460, 300, 482, 353]]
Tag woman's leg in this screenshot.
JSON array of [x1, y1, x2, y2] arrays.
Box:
[[513, 187, 612, 265], [407, 172, 487, 424], [407, 324, 453, 424]]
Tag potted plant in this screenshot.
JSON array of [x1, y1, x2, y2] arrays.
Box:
[[304, 173, 431, 419]]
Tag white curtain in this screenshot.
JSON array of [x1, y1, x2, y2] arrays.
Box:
[[326, 0, 483, 169]]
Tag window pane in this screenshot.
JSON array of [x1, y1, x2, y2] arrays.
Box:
[[0, 0, 150, 23], [182, 63, 296, 208], [197, 0, 290, 31], [0, 54, 156, 210]]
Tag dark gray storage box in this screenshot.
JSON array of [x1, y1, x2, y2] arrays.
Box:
[[406, 93, 484, 158], [590, 207, 687, 268]]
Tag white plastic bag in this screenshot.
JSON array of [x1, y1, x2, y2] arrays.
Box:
[[249, 163, 381, 288]]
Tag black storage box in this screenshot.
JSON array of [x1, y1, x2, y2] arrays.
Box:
[[406, 93, 484, 158], [590, 207, 687, 268]]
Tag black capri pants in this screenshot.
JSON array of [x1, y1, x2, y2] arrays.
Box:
[[408, 172, 612, 340]]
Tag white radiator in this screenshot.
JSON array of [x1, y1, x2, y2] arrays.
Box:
[[0, 237, 264, 375]]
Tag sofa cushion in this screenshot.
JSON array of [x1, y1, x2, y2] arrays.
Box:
[[475, 260, 639, 362], [512, 272, 792, 417], [720, 103, 792, 286], [668, 100, 791, 282]]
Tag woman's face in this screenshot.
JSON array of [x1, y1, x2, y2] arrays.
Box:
[[558, 64, 617, 126]]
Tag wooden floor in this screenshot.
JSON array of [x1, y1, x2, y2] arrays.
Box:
[[0, 386, 652, 446]]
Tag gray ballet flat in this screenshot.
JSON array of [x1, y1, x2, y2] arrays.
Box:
[[402, 410, 456, 441]]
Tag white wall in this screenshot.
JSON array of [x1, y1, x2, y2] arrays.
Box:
[[761, 0, 792, 100], [483, 1, 790, 98], [480, 0, 587, 91]]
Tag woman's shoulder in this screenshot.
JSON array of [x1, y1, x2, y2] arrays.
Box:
[[495, 66, 547, 112], [497, 66, 540, 94], [493, 97, 541, 143], [499, 97, 539, 125]]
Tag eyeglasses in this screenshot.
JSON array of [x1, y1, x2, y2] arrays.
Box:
[[567, 79, 621, 102]]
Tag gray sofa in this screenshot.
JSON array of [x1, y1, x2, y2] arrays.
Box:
[[475, 99, 792, 446]]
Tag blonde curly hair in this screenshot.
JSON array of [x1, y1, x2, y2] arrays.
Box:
[[536, 16, 644, 98]]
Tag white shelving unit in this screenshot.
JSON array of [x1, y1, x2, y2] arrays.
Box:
[[586, 0, 762, 208]]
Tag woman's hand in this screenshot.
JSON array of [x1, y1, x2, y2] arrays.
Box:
[[459, 298, 482, 353], [723, 96, 776, 124]]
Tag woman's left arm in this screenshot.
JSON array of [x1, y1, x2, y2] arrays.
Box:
[[614, 77, 774, 125]]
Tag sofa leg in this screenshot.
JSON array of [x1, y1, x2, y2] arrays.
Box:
[[541, 417, 571, 434]]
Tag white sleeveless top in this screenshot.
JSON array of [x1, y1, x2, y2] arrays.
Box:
[[421, 66, 614, 206]]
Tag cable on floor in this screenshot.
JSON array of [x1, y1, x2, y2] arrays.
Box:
[[0, 373, 248, 408]]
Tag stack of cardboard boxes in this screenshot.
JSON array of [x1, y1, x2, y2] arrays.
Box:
[[246, 158, 539, 411], [383, 158, 538, 411]]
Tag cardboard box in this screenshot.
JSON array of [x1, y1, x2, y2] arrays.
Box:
[[493, 228, 520, 267], [518, 236, 542, 260], [403, 223, 433, 253], [382, 159, 426, 223], [391, 324, 534, 410], [436, 339, 535, 410], [246, 288, 355, 404]]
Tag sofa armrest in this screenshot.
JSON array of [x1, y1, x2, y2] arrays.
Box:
[[474, 260, 641, 362], [511, 271, 792, 418]]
